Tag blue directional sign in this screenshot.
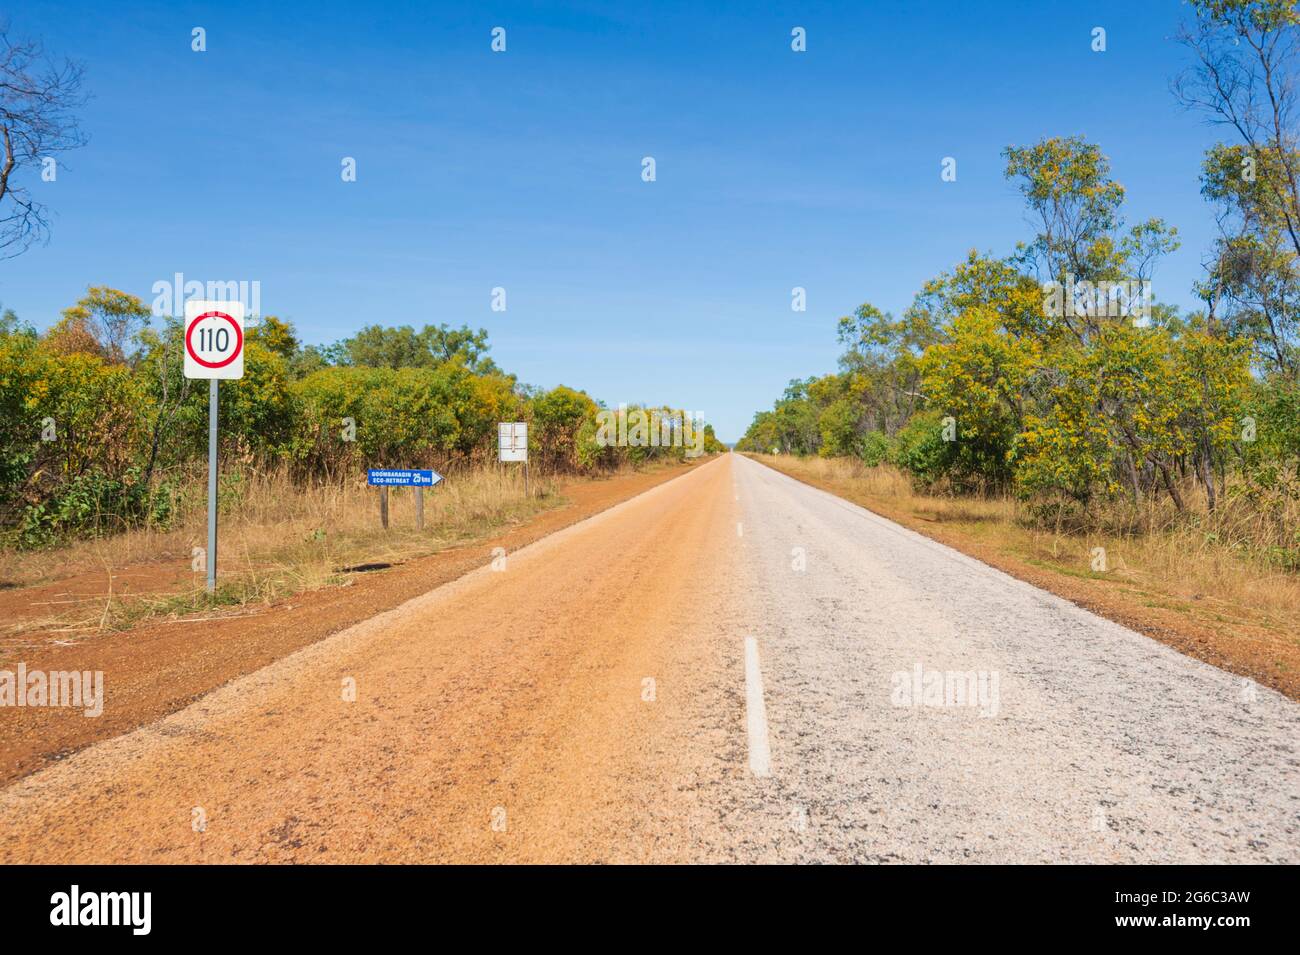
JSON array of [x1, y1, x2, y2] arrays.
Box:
[[367, 468, 443, 487]]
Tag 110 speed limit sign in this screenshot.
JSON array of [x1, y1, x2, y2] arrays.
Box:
[[184, 300, 245, 379]]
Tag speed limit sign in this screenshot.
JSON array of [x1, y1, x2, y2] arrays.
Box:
[[183, 299, 247, 595], [184, 300, 245, 379]]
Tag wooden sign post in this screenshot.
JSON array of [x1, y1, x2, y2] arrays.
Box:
[[368, 469, 442, 530]]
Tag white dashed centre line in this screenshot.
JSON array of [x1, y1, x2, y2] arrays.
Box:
[[744, 636, 772, 778]]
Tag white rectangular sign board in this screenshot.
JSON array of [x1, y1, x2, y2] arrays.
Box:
[[184, 300, 246, 380], [498, 422, 527, 462]]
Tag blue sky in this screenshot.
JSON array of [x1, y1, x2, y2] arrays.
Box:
[[4, 0, 1228, 441]]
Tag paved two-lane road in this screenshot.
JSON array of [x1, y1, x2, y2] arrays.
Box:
[[2, 454, 1296, 862]]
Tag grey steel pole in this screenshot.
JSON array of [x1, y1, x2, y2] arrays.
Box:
[[206, 377, 218, 594]]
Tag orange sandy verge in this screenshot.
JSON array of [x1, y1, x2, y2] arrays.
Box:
[[0, 463, 701, 787]]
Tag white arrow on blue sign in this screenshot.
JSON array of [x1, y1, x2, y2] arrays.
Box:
[[367, 469, 444, 487]]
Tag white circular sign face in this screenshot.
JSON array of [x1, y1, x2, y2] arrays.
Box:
[[183, 300, 246, 379]]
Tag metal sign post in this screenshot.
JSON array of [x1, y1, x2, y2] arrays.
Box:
[[183, 300, 246, 594], [498, 422, 529, 495], [207, 379, 219, 593]]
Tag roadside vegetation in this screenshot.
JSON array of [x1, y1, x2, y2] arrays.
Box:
[[0, 294, 722, 630], [0, 302, 723, 557], [740, 2, 1300, 617], [0, 298, 722, 633]]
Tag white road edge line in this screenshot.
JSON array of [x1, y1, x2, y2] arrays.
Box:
[[744, 636, 772, 778]]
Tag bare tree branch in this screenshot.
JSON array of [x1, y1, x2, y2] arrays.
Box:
[[0, 20, 87, 258]]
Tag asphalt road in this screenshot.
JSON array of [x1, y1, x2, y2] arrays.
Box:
[[2, 453, 1295, 863]]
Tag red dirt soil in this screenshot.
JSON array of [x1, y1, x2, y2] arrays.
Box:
[[0, 463, 698, 786]]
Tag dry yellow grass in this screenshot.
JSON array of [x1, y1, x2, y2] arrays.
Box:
[[753, 454, 1300, 635], [0, 464, 561, 628]]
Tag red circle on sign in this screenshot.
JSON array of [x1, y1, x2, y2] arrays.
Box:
[[185, 311, 244, 369]]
